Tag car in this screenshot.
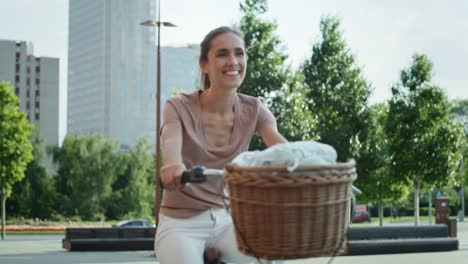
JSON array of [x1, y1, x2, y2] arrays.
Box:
[[112, 219, 156, 228], [351, 211, 371, 223], [351, 204, 371, 223]]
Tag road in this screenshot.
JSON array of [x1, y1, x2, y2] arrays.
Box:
[[0, 222, 467, 264]]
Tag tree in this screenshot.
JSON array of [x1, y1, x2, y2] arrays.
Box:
[[238, 0, 288, 99], [106, 138, 155, 220], [50, 134, 122, 220], [269, 72, 319, 141], [357, 103, 409, 225], [238, 0, 314, 149], [386, 54, 464, 225], [451, 99, 468, 218], [301, 16, 373, 162], [0, 81, 33, 239], [7, 128, 58, 220]]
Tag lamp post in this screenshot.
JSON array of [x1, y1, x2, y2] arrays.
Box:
[[140, 1, 176, 224]]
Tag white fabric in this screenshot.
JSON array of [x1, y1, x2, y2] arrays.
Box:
[[232, 141, 337, 171], [155, 208, 254, 264]]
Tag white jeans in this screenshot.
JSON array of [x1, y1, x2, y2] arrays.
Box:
[[155, 208, 255, 264]]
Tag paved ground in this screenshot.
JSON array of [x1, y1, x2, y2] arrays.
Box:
[[0, 221, 467, 264]]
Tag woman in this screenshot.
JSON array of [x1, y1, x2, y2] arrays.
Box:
[[155, 26, 287, 264]]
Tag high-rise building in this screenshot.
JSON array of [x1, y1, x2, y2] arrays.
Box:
[[0, 40, 60, 148], [161, 45, 201, 97], [68, 0, 199, 150]]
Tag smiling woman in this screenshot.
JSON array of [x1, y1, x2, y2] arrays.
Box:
[[154, 26, 288, 264], [199, 26, 246, 91]]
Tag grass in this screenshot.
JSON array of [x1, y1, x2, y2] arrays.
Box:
[[373, 215, 431, 223], [6, 230, 65, 235], [5, 218, 118, 227], [350, 215, 461, 226]]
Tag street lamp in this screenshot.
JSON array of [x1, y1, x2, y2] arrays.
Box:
[[140, 1, 176, 225]]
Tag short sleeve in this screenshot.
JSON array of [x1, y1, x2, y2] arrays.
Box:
[[163, 99, 181, 125], [256, 100, 277, 133]]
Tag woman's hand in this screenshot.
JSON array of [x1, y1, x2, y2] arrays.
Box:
[[160, 163, 186, 191]]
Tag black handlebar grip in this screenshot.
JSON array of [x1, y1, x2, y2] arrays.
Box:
[[180, 170, 192, 184], [181, 166, 206, 183]]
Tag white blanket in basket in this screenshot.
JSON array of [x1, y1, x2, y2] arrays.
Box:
[[232, 141, 337, 171]]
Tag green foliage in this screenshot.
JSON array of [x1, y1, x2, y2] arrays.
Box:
[[171, 88, 186, 96], [358, 103, 409, 204], [386, 54, 464, 189], [270, 72, 319, 141], [400, 54, 433, 92], [451, 100, 468, 132], [238, 0, 289, 99], [50, 134, 122, 221], [0, 81, 33, 197], [106, 138, 155, 220], [451, 99, 468, 184], [7, 128, 58, 219], [301, 16, 372, 161], [386, 54, 464, 224], [0, 81, 33, 238], [238, 0, 315, 148]]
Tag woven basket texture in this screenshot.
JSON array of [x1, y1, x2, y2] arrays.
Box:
[[224, 160, 357, 260]]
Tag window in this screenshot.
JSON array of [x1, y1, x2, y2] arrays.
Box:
[[35, 66, 40, 73], [26, 101, 30, 109], [35, 113, 39, 120], [26, 90, 30, 98], [35, 78, 40, 85], [27, 67, 30, 74], [16, 64, 20, 72], [16, 52, 20, 62], [15, 76, 20, 82], [15, 87, 19, 95], [35, 90, 40, 97], [35, 101, 39, 108], [26, 78, 30, 85]]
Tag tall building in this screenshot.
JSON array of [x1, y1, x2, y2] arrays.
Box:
[[68, 0, 200, 152], [160, 45, 200, 109], [0, 40, 60, 148], [68, 0, 156, 149]]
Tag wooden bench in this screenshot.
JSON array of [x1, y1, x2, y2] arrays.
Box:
[[62, 227, 155, 251], [345, 224, 459, 255]]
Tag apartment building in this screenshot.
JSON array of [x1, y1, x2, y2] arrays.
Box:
[[0, 40, 60, 148]]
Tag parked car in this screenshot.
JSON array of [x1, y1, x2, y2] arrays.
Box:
[[351, 211, 371, 223], [113, 219, 156, 228], [351, 204, 371, 223]]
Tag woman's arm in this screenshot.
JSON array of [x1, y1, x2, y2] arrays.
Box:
[[257, 101, 288, 147], [160, 121, 186, 190], [160, 101, 186, 190], [258, 124, 288, 147]]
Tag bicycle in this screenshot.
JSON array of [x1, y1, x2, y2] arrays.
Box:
[[174, 164, 359, 264]]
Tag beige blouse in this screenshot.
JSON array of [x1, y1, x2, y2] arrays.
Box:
[[160, 90, 276, 218]]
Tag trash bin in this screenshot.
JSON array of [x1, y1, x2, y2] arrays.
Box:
[[435, 197, 450, 225], [447, 219, 457, 237]]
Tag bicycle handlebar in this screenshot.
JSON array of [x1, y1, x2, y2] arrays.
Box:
[[168, 166, 363, 195], [181, 166, 223, 184]]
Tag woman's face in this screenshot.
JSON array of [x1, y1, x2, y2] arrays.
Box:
[[201, 32, 247, 90]]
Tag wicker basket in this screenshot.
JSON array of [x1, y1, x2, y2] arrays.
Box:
[[223, 159, 357, 260]]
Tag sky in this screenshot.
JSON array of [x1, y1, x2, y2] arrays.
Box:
[[1, 0, 467, 142]]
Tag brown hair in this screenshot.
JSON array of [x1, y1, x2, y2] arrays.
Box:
[[199, 26, 244, 90]]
